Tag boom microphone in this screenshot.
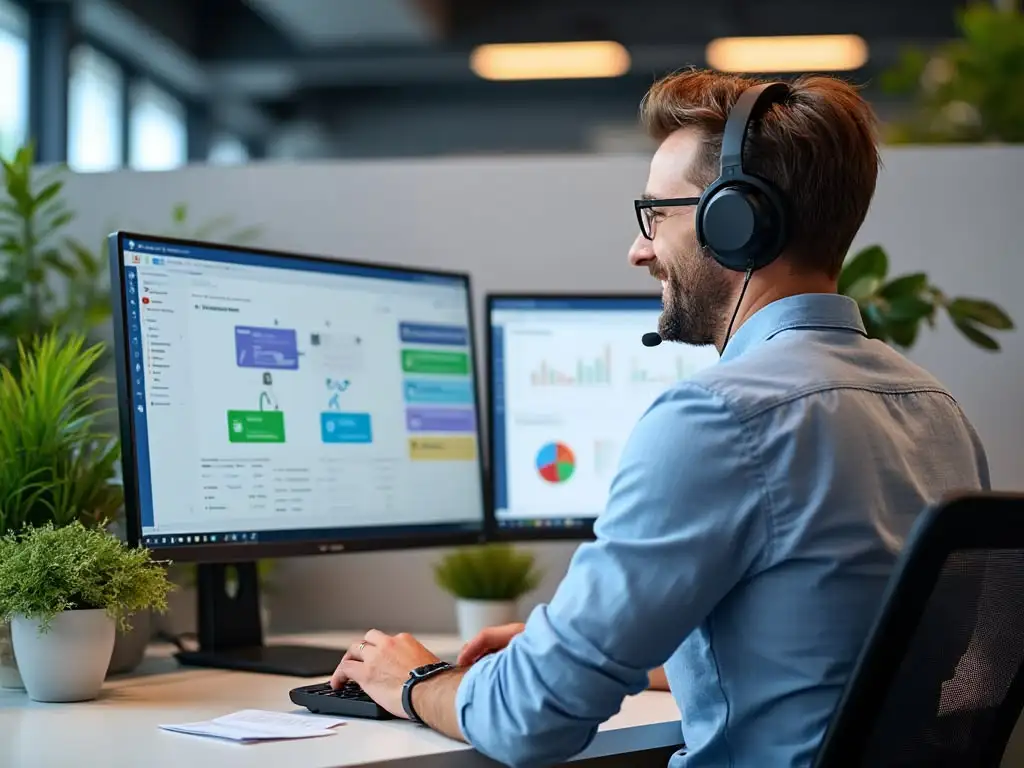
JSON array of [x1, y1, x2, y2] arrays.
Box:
[[641, 332, 662, 347]]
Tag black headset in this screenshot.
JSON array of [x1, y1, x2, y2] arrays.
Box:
[[695, 81, 791, 273]]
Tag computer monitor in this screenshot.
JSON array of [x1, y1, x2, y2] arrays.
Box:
[[486, 294, 720, 540], [109, 231, 487, 676]]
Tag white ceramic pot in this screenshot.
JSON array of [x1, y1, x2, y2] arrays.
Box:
[[0, 620, 23, 689], [107, 609, 152, 677], [12, 609, 116, 703], [455, 599, 519, 644]]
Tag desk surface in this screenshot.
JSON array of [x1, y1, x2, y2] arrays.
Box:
[[1, 631, 683, 768]]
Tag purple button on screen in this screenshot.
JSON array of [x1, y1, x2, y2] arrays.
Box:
[[235, 326, 299, 370], [405, 406, 476, 433]]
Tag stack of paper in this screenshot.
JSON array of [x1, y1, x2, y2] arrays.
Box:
[[160, 709, 348, 743]]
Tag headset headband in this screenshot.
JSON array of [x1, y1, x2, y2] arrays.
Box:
[[719, 81, 790, 175]]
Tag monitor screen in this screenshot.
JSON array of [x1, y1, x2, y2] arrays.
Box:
[[487, 295, 720, 538], [111, 233, 486, 560]]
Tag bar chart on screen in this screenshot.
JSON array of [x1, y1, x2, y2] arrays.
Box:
[[529, 346, 612, 387]]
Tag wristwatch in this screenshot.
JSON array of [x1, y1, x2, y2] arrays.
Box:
[[401, 661, 454, 724]]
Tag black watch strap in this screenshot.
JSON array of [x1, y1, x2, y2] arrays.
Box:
[[402, 661, 454, 724]]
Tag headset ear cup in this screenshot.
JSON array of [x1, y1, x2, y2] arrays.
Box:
[[698, 180, 786, 272]]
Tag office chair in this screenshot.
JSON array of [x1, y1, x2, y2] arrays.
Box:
[[814, 491, 1024, 768]]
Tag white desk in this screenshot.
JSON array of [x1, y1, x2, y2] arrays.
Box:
[[0, 632, 684, 768]]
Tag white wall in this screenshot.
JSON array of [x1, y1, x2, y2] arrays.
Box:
[[58, 146, 1024, 634]]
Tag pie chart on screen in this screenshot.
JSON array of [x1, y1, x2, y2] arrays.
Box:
[[536, 441, 575, 483]]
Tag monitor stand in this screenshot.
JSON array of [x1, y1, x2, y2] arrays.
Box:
[[174, 562, 344, 677]]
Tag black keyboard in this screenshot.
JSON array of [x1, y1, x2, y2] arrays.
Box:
[[289, 681, 393, 720]]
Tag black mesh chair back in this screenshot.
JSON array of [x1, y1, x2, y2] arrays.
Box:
[[814, 492, 1024, 768]]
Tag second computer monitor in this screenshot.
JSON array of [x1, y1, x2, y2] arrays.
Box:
[[487, 294, 720, 539]]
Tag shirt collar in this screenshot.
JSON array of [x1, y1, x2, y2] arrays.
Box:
[[720, 292, 867, 363]]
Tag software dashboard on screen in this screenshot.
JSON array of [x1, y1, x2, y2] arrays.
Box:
[[489, 296, 720, 532], [116, 236, 485, 550]]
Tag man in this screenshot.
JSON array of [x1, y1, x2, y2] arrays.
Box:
[[330, 69, 990, 766]]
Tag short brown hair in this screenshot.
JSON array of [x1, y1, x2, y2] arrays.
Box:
[[639, 69, 880, 276]]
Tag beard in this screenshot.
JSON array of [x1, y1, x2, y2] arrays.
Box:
[[656, 239, 733, 347]]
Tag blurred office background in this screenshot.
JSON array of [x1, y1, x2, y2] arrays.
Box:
[[0, 0, 1012, 165], [2, 0, 1023, 637]]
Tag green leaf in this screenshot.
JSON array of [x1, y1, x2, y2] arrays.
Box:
[[948, 297, 1014, 330], [885, 296, 934, 323], [41, 249, 79, 279], [844, 275, 882, 303], [886, 320, 920, 348], [952, 317, 1000, 351], [42, 209, 74, 233], [83, 302, 112, 325], [65, 239, 100, 276], [838, 245, 889, 296], [862, 319, 888, 342], [0, 278, 22, 298], [171, 203, 187, 223], [879, 272, 929, 300], [33, 180, 63, 209]]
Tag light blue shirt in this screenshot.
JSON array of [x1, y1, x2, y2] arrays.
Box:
[[456, 293, 990, 767]]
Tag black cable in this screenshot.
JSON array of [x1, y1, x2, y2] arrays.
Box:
[[154, 630, 196, 652], [721, 268, 753, 356]]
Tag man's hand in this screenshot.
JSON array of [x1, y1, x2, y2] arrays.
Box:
[[456, 622, 525, 666], [331, 629, 440, 719]]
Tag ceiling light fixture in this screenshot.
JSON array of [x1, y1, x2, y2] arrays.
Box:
[[469, 41, 631, 81], [706, 34, 869, 73]]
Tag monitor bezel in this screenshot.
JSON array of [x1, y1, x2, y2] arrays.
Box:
[[483, 291, 663, 543], [109, 230, 489, 563]]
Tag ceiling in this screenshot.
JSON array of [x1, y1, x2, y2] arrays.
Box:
[[210, 0, 967, 92], [70, 0, 970, 149], [241, 0, 443, 47]]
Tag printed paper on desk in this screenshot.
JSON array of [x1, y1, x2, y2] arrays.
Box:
[[159, 709, 348, 743]]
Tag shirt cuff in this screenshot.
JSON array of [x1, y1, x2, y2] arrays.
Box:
[[454, 650, 496, 747]]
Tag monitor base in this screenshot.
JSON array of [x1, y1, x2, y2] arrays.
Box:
[[188, 562, 343, 677], [175, 643, 343, 677]]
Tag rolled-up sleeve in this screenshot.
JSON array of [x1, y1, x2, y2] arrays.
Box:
[[455, 383, 770, 767]]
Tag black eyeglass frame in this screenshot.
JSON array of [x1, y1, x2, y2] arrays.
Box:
[[634, 197, 700, 240]]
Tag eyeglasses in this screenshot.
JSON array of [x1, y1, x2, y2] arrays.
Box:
[[634, 197, 700, 240]]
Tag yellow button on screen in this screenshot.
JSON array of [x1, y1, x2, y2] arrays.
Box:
[[408, 436, 477, 461]]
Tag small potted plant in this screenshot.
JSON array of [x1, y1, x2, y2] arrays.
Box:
[[433, 543, 543, 643], [0, 520, 173, 702]]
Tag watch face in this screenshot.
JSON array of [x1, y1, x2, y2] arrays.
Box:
[[415, 661, 449, 677]]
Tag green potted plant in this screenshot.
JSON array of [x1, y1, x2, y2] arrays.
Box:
[[0, 520, 172, 702], [0, 142, 112, 376], [879, 1, 1024, 144], [434, 543, 543, 643], [838, 244, 1013, 350], [0, 333, 123, 689]]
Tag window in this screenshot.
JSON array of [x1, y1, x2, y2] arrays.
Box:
[[67, 45, 124, 172], [0, 1, 28, 159], [207, 133, 249, 165], [129, 80, 187, 171]]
